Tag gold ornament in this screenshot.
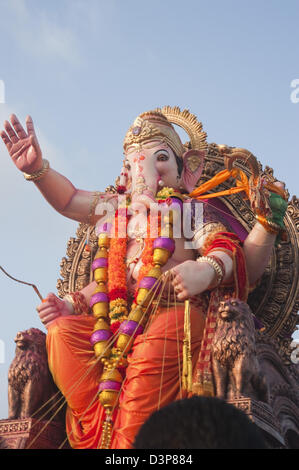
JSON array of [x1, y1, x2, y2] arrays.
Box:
[[98, 233, 110, 248], [116, 333, 135, 352], [128, 305, 147, 325], [146, 266, 162, 279], [94, 341, 111, 359], [94, 318, 110, 332], [157, 106, 208, 153], [23, 159, 50, 181], [153, 248, 171, 266], [94, 267, 108, 283], [99, 390, 119, 408], [92, 300, 109, 318], [124, 111, 185, 157]]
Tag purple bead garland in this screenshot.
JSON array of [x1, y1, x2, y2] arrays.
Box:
[[90, 292, 109, 307], [153, 237, 175, 253], [119, 320, 144, 337], [160, 197, 183, 210], [139, 276, 161, 292], [93, 200, 178, 413], [90, 329, 112, 346], [92, 258, 108, 270], [98, 381, 121, 392], [169, 197, 183, 209]]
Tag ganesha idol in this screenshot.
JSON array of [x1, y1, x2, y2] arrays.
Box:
[[1, 107, 288, 449]]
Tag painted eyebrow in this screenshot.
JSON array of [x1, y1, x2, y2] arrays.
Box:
[[153, 149, 169, 156]]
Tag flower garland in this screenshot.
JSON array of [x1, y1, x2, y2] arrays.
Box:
[[89, 189, 184, 448], [108, 208, 129, 335]]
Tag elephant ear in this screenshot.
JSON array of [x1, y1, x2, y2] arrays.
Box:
[[182, 150, 205, 193]]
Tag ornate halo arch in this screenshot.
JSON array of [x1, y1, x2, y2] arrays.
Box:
[[156, 106, 208, 153]]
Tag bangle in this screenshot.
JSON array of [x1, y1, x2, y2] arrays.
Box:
[[63, 297, 75, 315], [255, 214, 280, 235], [64, 292, 89, 315], [23, 159, 50, 181], [196, 255, 225, 286]]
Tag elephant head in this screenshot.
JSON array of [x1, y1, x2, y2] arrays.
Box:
[[120, 110, 206, 207]]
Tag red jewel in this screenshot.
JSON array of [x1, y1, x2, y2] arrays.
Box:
[[117, 185, 126, 194]]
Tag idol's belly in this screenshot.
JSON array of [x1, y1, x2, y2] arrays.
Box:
[[126, 236, 196, 295]]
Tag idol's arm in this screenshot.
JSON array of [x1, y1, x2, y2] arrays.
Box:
[[33, 168, 117, 223], [37, 281, 98, 329], [243, 222, 276, 285], [195, 221, 278, 291], [0, 114, 117, 224], [203, 222, 278, 290], [171, 251, 234, 301]]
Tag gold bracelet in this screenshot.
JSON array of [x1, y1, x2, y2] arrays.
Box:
[[255, 214, 280, 234], [23, 159, 50, 181], [196, 255, 225, 285], [63, 295, 75, 315]]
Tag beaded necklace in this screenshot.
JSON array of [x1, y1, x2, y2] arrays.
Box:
[[89, 189, 184, 448]]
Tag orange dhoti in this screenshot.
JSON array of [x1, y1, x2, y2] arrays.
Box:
[[46, 304, 205, 449]]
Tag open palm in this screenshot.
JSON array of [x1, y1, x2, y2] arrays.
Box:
[[0, 114, 42, 174]]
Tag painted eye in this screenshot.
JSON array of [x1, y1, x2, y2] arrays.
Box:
[[125, 162, 131, 171], [157, 153, 169, 162]]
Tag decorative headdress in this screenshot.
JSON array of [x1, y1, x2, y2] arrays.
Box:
[[123, 106, 208, 158]]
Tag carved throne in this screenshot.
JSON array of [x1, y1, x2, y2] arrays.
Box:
[[1, 143, 298, 449]]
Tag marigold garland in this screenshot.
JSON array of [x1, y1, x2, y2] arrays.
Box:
[[108, 208, 129, 324]]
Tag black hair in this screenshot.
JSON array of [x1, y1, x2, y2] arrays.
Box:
[[133, 396, 266, 449]]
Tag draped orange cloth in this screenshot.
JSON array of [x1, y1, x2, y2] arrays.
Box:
[[46, 303, 205, 449]]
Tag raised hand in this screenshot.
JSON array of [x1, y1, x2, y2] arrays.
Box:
[[0, 114, 42, 174]]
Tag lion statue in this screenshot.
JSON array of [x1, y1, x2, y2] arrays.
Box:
[[211, 299, 269, 403], [8, 328, 63, 421]]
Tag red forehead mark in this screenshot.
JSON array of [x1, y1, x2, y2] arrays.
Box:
[[133, 154, 145, 163]]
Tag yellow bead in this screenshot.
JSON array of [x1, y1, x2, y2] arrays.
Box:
[[93, 318, 110, 331], [94, 283, 108, 293], [94, 341, 111, 358], [95, 247, 108, 259], [160, 225, 173, 238], [153, 248, 170, 266], [93, 302, 109, 317], [94, 267, 108, 283], [99, 390, 118, 408], [162, 212, 174, 224], [146, 266, 162, 279], [128, 305, 146, 324], [98, 234, 110, 248], [163, 209, 181, 225], [116, 333, 134, 352], [101, 368, 122, 383], [136, 288, 151, 306]]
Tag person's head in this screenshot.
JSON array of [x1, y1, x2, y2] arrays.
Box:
[[120, 109, 206, 206], [133, 396, 266, 449]]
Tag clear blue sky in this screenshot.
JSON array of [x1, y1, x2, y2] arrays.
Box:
[[0, 0, 298, 418]]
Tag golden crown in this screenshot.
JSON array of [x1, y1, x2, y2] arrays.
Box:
[[123, 106, 208, 157]]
